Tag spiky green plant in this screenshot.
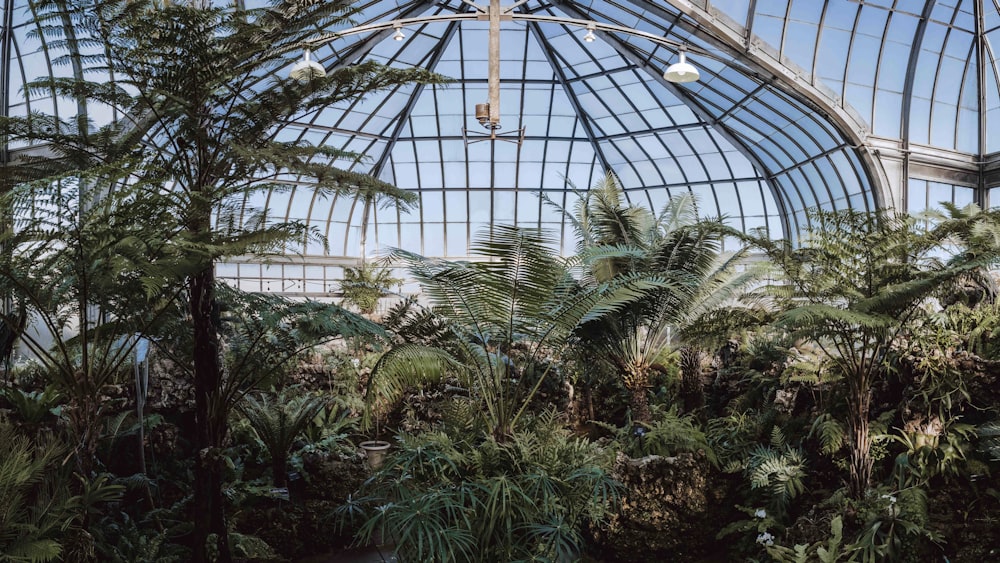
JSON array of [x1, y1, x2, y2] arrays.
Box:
[[339, 261, 403, 316], [237, 391, 327, 487], [352, 411, 619, 562], [365, 225, 673, 439], [0, 422, 81, 562], [550, 172, 767, 421]]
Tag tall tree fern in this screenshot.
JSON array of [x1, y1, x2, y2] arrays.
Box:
[[2, 1, 438, 560], [754, 207, 1000, 498]]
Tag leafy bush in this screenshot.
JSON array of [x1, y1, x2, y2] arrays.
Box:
[[347, 411, 619, 562], [595, 407, 716, 464], [0, 421, 122, 562]]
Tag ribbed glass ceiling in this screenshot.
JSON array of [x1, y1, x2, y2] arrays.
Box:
[[708, 0, 997, 154], [6, 0, 998, 266]]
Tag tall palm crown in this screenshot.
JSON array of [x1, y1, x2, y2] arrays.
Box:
[[563, 173, 762, 421]]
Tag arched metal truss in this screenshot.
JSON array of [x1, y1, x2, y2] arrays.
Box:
[[1, 0, 995, 295]]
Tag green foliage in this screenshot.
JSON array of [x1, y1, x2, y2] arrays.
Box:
[[237, 390, 328, 486], [889, 419, 977, 488], [708, 408, 778, 473], [848, 487, 942, 563], [0, 422, 81, 562], [0, 182, 183, 471], [3, 1, 441, 558], [746, 443, 807, 514], [557, 173, 766, 421], [339, 261, 403, 315], [594, 407, 716, 463], [368, 225, 671, 438], [0, 387, 62, 427], [351, 412, 619, 562], [765, 516, 847, 563], [297, 398, 359, 454], [810, 413, 847, 457], [752, 206, 1000, 497]]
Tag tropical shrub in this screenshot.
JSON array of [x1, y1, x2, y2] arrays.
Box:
[[339, 262, 403, 316], [752, 206, 1000, 498], [366, 225, 669, 439], [348, 411, 619, 562], [0, 421, 124, 562]]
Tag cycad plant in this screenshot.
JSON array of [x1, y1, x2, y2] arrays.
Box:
[[237, 391, 327, 488], [753, 206, 1000, 498], [555, 173, 765, 421], [366, 225, 670, 439]]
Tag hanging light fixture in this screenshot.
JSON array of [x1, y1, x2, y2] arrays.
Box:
[[393, 23, 405, 41], [664, 46, 699, 83], [289, 49, 326, 82], [583, 22, 596, 43]]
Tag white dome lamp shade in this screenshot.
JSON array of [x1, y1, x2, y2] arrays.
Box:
[[289, 49, 326, 82], [663, 47, 699, 84]]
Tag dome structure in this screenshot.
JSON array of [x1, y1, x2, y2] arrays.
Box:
[[2, 0, 997, 293]]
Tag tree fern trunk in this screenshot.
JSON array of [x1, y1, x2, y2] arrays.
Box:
[[679, 347, 705, 415], [847, 373, 873, 499], [190, 265, 232, 563]]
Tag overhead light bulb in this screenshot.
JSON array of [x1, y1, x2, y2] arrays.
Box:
[[664, 48, 700, 83], [393, 25, 405, 41], [584, 23, 596, 42], [289, 49, 326, 82]]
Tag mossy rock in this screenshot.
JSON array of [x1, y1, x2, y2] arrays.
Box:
[[593, 451, 730, 562]]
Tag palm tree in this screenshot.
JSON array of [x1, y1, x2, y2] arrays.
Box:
[[555, 173, 764, 422], [365, 225, 671, 439], [3, 2, 437, 560], [754, 206, 1000, 498]]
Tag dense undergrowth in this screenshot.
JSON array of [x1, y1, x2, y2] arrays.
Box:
[[3, 177, 1000, 562]]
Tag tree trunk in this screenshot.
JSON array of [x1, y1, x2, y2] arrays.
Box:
[[190, 266, 232, 563], [679, 347, 705, 415], [846, 374, 873, 499], [623, 365, 651, 423], [272, 454, 288, 488]]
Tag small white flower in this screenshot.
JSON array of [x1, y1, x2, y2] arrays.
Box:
[[754, 509, 767, 519], [756, 532, 774, 546], [351, 358, 361, 368]]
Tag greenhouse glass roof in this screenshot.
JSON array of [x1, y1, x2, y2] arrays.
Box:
[[2, 0, 998, 279]]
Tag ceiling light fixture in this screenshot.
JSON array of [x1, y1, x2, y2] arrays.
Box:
[[663, 46, 699, 83], [393, 24, 405, 41], [583, 22, 596, 42], [289, 49, 326, 82]]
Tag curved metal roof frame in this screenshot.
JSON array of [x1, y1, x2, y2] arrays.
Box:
[[9, 0, 967, 264]]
